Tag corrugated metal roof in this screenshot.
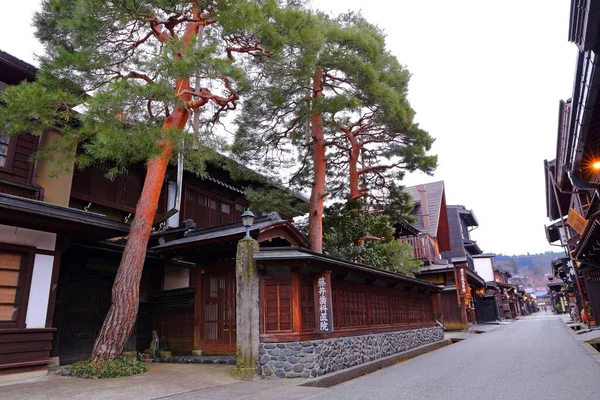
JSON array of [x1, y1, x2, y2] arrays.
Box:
[[403, 181, 445, 238]]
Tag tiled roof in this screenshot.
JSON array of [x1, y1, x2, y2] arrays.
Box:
[[152, 212, 306, 251]]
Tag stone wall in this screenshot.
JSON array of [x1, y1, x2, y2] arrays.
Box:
[[259, 326, 444, 378]]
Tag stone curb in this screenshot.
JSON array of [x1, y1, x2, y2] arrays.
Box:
[[297, 338, 451, 388], [559, 315, 600, 366]]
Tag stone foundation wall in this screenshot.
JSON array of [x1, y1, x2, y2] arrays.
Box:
[[259, 326, 444, 378]]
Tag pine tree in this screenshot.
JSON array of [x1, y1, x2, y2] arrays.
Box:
[[232, 12, 436, 252], [0, 0, 298, 361]]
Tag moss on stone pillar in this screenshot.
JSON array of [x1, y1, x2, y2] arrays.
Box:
[[234, 238, 260, 378]]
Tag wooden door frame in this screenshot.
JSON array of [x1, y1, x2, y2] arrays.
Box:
[[195, 264, 236, 355]]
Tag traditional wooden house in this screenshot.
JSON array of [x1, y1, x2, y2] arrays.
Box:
[[473, 254, 503, 323], [397, 181, 486, 331], [0, 50, 445, 381], [152, 224, 444, 378], [543, 0, 600, 327], [0, 50, 131, 383], [493, 269, 519, 319]]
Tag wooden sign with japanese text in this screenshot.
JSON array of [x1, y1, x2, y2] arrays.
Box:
[[313, 272, 334, 333], [567, 208, 588, 236], [456, 265, 468, 295]]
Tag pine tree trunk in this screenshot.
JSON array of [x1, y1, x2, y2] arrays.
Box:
[[89, 9, 201, 361], [90, 111, 188, 361], [308, 65, 325, 253]]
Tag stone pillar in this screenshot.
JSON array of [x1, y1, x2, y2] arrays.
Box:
[[234, 238, 260, 378]]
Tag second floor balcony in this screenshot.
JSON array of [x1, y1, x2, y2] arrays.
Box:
[[399, 234, 441, 264]]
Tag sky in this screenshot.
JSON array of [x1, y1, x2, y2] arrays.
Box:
[[0, 0, 575, 256]]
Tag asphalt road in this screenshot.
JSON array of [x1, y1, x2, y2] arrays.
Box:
[[306, 312, 600, 400]]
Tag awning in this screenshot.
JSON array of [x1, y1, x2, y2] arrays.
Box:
[[0, 193, 129, 240], [465, 268, 485, 287], [464, 240, 483, 255]]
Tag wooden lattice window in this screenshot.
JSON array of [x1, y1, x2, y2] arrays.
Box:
[[331, 282, 435, 330], [0, 245, 34, 328], [300, 283, 315, 332], [265, 282, 292, 333]]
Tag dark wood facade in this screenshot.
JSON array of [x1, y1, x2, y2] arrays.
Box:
[[0, 133, 40, 200], [260, 274, 437, 342], [0, 328, 55, 376], [255, 248, 441, 344]]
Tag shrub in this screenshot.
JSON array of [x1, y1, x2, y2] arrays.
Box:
[[69, 356, 147, 379]]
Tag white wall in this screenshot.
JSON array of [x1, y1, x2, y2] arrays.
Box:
[[25, 254, 54, 328], [0, 224, 56, 329], [473, 257, 494, 282]]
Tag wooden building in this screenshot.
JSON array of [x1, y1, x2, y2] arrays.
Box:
[[473, 254, 503, 323], [397, 181, 487, 331], [0, 51, 131, 382], [0, 49, 444, 381], [152, 224, 444, 377], [543, 0, 600, 327]]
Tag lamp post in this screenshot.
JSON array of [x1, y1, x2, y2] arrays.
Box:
[[241, 209, 255, 239]]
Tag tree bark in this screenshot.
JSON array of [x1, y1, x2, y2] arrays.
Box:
[[89, 11, 200, 360], [89, 136, 174, 361], [308, 65, 326, 253]]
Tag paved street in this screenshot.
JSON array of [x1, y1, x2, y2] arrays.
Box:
[[304, 312, 600, 400], [5, 313, 600, 400]]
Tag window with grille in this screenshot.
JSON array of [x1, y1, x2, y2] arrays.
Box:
[[264, 282, 293, 332], [0, 247, 33, 327], [0, 133, 9, 167], [300, 283, 315, 331]]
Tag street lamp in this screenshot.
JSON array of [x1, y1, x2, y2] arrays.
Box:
[[241, 209, 255, 238]]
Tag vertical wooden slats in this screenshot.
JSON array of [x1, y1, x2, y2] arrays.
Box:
[[264, 282, 293, 333], [201, 270, 236, 354], [264, 277, 436, 336]]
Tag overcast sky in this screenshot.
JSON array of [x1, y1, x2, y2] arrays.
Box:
[[0, 0, 575, 256]]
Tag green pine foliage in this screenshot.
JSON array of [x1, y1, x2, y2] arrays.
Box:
[[244, 187, 308, 217], [323, 199, 421, 276], [0, 0, 298, 179], [231, 10, 436, 209]]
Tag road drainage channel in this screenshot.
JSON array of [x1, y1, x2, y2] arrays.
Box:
[[587, 341, 600, 353]]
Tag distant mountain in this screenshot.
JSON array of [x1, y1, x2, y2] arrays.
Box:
[[492, 251, 565, 286]]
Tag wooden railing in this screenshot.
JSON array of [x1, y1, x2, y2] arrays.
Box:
[[399, 234, 441, 262]]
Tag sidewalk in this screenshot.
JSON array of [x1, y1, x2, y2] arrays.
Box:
[[560, 313, 600, 367], [1, 363, 239, 400]]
